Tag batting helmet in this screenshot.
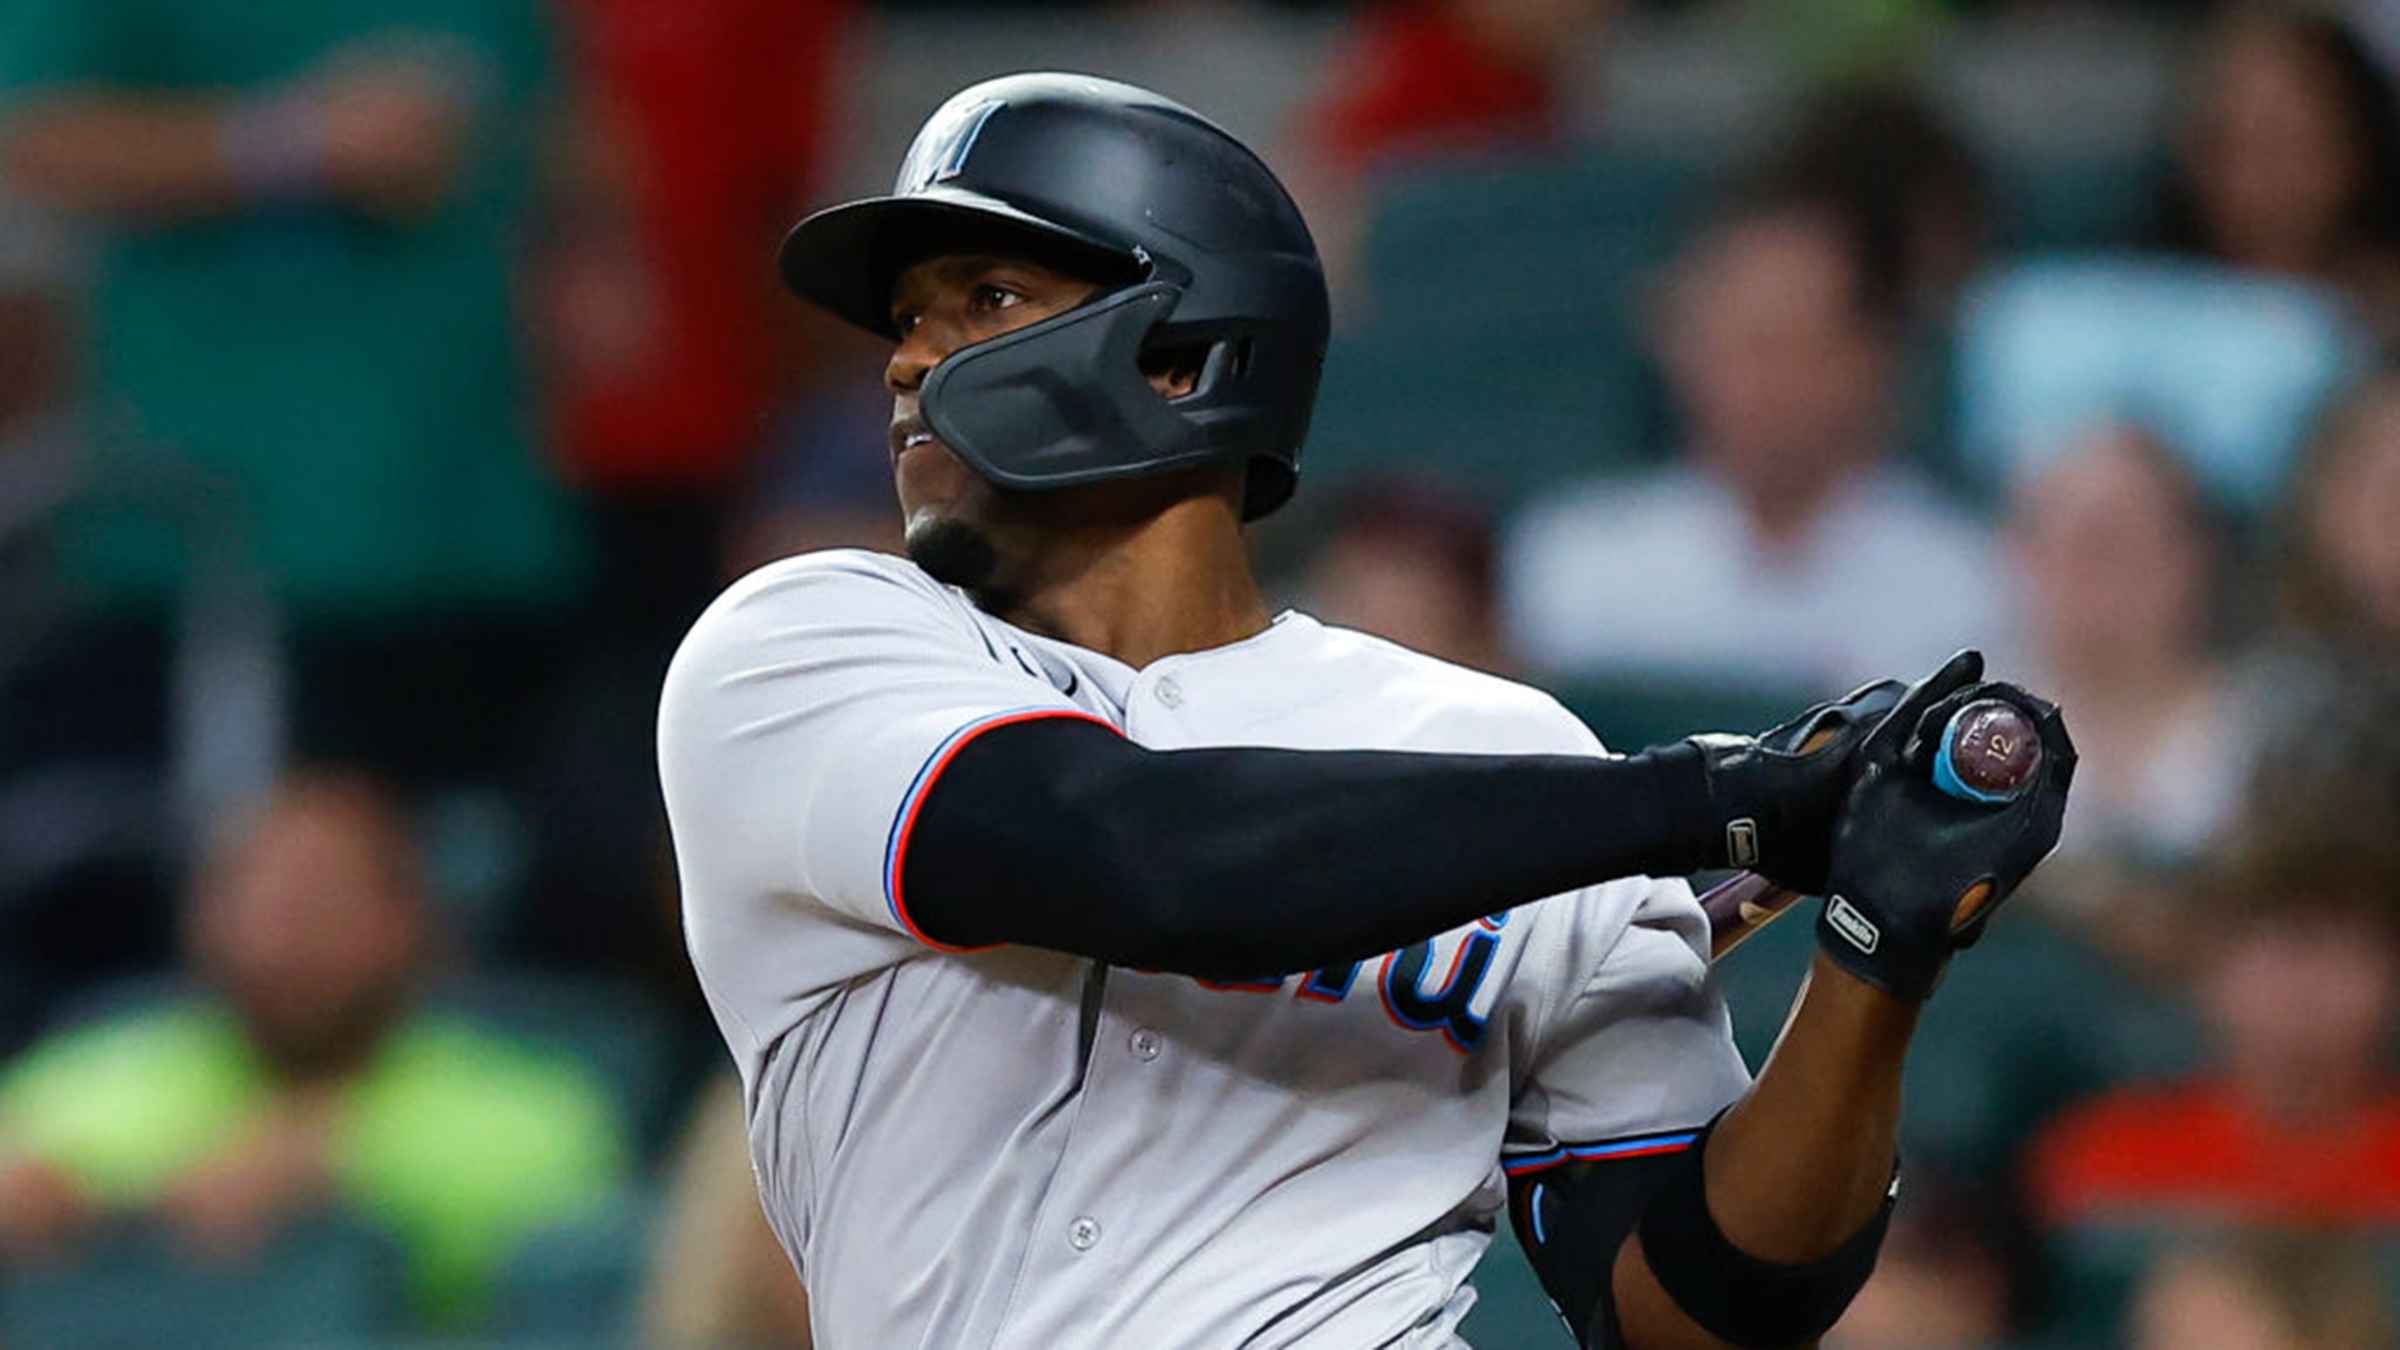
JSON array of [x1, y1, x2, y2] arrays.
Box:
[[778, 73, 1330, 520]]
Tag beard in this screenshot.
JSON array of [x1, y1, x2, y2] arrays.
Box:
[[906, 514, 1004, 594]]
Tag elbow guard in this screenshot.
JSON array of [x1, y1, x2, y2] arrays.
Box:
[[1634, 1133, 1897, 1348]]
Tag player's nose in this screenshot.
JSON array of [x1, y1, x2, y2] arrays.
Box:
[[885, 341, 928, 394], [885, 318, 959, 394]]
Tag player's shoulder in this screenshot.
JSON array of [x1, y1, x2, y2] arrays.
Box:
[[717, 547, 958, 614], [1296, 619, 1605, 755], [664, 550, 989, 700], [682, 549, 979, 647]]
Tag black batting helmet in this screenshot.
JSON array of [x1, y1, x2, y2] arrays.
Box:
[[778, 73, 1330, 520]]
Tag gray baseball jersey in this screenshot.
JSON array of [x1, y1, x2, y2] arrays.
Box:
[[658, 549, 1751, 1350]]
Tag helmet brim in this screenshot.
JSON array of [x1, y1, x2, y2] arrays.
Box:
[[778, 188, 1141, 340]]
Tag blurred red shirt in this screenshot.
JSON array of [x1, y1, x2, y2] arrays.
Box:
[[1310, 1, 1561, 176], [2031, 1080, 2400, 1226], [553, 0, 853, 487]]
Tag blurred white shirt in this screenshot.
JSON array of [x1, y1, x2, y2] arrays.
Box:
[[1502, 463, 2007, 694]]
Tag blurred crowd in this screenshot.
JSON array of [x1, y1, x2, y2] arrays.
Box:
[[0, 0, 2395, 1347]]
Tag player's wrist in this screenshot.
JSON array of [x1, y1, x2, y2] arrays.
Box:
[[1646, 734, 1836, 886], [1628, 740, 1722, 875], [1813, 891, 1952, 1001]]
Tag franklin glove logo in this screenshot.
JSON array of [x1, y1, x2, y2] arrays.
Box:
[[1826, 896, 1880, 955]]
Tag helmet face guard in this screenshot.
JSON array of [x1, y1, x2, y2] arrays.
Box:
[[921, 283, 1200, 493], [777, 73, 1329, 521]]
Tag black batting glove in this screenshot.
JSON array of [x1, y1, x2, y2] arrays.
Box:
[[1649, 662, 1944, 894], [1815, 678, 2077, 1000]]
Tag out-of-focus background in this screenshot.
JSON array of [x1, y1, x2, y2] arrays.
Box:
[[0, 0, 2396, 1346]]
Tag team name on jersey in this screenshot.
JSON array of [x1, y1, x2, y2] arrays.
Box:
[[1187, 913, 1510, 1055]]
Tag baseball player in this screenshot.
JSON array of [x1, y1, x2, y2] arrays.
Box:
[[659, 74, 2074, 1349]]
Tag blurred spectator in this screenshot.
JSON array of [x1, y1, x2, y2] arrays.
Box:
[[1298, 477, 1512, 674], [2155, 5, 2400, 345], [0, 175, 70, 447], [1953, 258, 2366, 512], [2003, 422, 2247, 908], [0, 772, 627, 1328], [541, 0, 858, 652], [502, 0, 859, 977], [717, 359, 904, 585], [1289, 0, 1617, 301], [1306, 0, 1604, 174], [1823, 1170, 2014, 1350], [0, 0, 587, 788], [1502, 180, 1999, 693], [2131, 1228, 2398, 1350], [1755, 80, 1993, 324], [641, 1075, 811, 1349], [2029, 784, 2400, 1230], [2271, 367, 2400, 655], [2230, 367, 2400, 813], [1949, 0, 2393, 514]]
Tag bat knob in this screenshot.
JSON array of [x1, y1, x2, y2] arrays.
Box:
[[1931, 698, 2041, 804]]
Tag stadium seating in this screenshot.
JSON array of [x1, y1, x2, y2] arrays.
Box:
[[486, 1189, 654, 1343], [1308, 145, 2171, 508], [1308, 151, 1704, 502], [0, 1210, 406, 1349]]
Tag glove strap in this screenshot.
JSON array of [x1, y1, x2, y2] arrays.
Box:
[[1814, 894, 1949, 1000], [1634, 741, 1722, 874]]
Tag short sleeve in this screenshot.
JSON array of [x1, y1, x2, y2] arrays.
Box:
[[1506, 879, 1751, 1168], [658, 551, 1099, 952]]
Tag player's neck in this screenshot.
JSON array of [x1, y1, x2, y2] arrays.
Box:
[[989, 493, 1271, 670]]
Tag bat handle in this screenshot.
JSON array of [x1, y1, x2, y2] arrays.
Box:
[[1700, 872, 1807, 960]]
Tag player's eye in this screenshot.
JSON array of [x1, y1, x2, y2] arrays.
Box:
[[969, 283, 1024, 315]]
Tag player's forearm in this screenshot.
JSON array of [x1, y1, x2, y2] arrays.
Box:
[[2, 94, 255, 217], [903, 719, 1724, 976], [1696, 954, 1914, 1255], [1611, 952, 1914, 1349]]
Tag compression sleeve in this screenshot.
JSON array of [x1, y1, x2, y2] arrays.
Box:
[[901, 715, 1722, 977]]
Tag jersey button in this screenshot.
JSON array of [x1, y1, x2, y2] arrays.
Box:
[[1068, 1216, 1102, 1251], [1129, 1028, 1162, 1061], [1154, 676, 1184, 708]]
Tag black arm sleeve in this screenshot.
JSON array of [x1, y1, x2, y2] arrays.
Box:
[[901, 715, 1719, 977]]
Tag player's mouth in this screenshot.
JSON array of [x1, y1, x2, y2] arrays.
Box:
[[889, 416, 938, 465]]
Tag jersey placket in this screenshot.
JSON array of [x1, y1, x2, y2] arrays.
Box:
[[985, 965, 1150, 1349], [986, 662, 1200, 1347]]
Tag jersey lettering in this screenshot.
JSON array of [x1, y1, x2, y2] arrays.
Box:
[[1296, 962, 1361, 1003], [1186, 915, 1508, 1053], [1378, 929, 1501, 1054]]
